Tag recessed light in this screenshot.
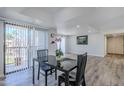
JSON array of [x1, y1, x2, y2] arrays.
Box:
[[88, 30, 91, 33], [76, 25, 80, 28], [35, 19, 42, 24]]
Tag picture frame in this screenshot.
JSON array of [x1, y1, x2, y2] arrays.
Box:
[[77, 35, 88, 45]]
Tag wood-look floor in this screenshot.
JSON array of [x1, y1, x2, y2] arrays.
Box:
[[0, 54, 124, 86], [86, 54, 124, 86]]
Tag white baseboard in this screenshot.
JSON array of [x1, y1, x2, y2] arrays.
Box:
[[66, 52, 105, 57], [88, 54, 105, 57]]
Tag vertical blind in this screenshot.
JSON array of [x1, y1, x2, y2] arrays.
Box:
[[5, 23, 48, 74]]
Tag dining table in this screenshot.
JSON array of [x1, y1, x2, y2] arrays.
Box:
[[32, 55, 77, 86]]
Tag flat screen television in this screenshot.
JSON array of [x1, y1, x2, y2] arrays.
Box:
[[77, 35, 88, 45]]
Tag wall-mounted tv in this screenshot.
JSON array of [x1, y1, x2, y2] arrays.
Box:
[[77, 35, 88, 45]]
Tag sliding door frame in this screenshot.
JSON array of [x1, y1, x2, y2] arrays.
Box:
[[3, 23, 48, 75], [4, 23, 30, 74], [3, 22, 6, 75]]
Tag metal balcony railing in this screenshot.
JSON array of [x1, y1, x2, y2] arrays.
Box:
[[5, 46, 41, 74]]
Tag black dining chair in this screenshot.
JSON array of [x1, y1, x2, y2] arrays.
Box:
[[37, 49, 57, 86], [58, 52, 87, 86]]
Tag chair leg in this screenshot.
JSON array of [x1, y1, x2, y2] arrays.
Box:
[[58, 77, 61, 86], [82, 81, 86, 86], [45, 71, 47, 86], [37, 63, 40, 80], [50, 67, 53, 75], [50, 70, 52, 75], [55, 69, 57, 80], [82, 76, 86, 86]]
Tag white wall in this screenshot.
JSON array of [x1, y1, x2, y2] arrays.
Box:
[[0, 22, 4, 78], [66, 33, 105, 57], [61, 37, 65, 53], [48, 28, 57, 55]]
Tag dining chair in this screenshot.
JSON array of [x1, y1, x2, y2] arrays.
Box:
[[58, 52, 87, 86], [37, 49, 57, 86]]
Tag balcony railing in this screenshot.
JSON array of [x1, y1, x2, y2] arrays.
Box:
[[5, 46, 38, 74]]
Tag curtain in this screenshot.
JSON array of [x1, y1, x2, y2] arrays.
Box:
[[5, 23, 48, 74]]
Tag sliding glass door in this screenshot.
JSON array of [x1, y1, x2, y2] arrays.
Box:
[[27, 28, 48, 67], [5, 24, 48, 74]]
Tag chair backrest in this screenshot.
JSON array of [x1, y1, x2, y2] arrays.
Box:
[[37, 49, 48, 62], [76, 52, 87, 85]]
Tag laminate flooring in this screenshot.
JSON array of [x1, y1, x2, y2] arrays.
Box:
[[0, 54, 124, 86]]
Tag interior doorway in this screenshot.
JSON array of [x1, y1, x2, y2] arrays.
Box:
[[106, 33, 124, 55]]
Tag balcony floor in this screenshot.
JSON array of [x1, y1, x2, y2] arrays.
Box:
[[6, 62, 29, 74]]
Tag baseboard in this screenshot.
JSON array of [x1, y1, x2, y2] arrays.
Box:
[[88, 54, 105, 57], [107, 53, 124, 55], [67, 52, 105, 57]]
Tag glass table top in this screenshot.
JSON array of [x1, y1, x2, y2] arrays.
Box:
[[45, 55, 77, 72]]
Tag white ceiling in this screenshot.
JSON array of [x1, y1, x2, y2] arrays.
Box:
[[55, 7, 124, 35], [0, 7, 124, 35], [0, 7, 64, 27]]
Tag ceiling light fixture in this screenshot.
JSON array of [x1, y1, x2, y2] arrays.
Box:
[[35, 19, 42, 24], [88, 30, 91, 33], [76, 25, 80, 28]]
